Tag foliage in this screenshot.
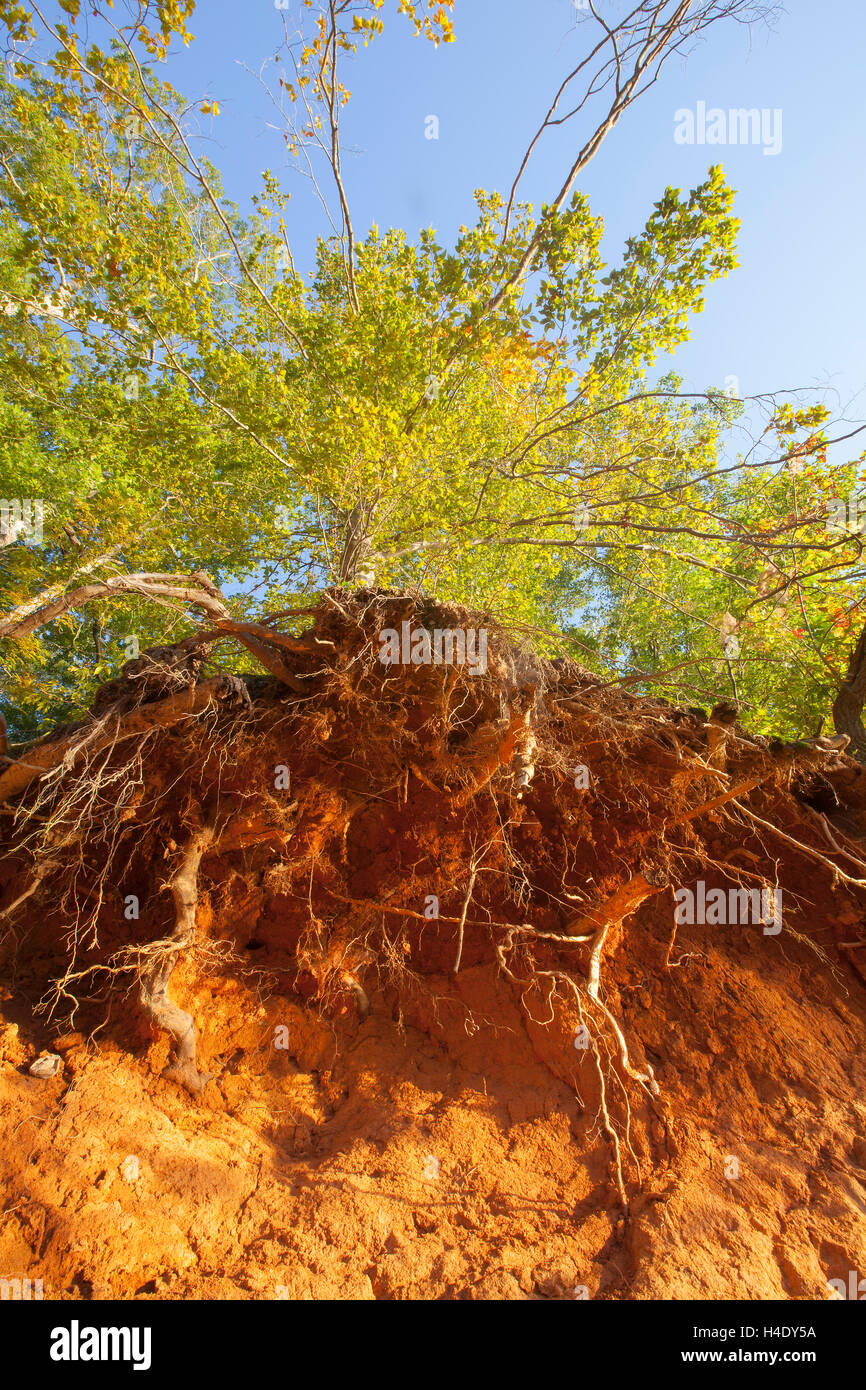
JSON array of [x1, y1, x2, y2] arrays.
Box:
[[0, 0, 862, 745]]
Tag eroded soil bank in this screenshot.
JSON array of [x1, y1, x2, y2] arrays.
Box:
[[1, 592, 865, 1299]]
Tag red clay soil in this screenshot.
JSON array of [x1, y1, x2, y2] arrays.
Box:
[[1, 591, 865, 1300]]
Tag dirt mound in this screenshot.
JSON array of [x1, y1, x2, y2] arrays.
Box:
[[1, 591, 865, 1300]]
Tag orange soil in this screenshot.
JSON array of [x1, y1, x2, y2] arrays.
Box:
[[1, 594, 865, 1299]]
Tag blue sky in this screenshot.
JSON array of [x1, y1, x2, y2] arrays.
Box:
[[154, 0, 866, 441]]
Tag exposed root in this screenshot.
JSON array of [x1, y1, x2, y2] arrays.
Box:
[[733, 800, 866, 888], [3, 586, 865, 1210], [594, 1043, 629, 1212], [0, 678, 240, 805], [452, 868, 478, 975], [139, 818, 216, 1094]]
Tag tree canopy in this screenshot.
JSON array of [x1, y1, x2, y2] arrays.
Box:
[[1, 0, 864, 749]]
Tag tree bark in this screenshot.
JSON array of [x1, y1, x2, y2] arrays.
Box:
[[833, 617, 866, 762]]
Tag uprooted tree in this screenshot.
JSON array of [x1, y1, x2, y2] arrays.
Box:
[[1, 1, 866, 1205], [3, 590, 866, 1215]]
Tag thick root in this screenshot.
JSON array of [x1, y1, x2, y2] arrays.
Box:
[[139, 820, 215, 1095]]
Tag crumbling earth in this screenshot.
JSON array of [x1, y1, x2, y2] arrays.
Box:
[[1, 591, 865, 1300]]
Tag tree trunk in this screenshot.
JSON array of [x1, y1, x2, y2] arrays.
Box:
[[832, 616, 866, 762], [336, 496, 379, 584]]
